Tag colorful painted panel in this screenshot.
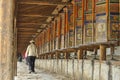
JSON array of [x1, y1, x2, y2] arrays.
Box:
[[61, 13, 65, 35], [110, 23, 119, 40], [69, 30, 74, 47], [96, 15, 107, 23], [96, 4, 106, 14], [75, 26, 82, 46], [110, 3, 119, 13], [55, 37, 59, 49], [76, 3, 82, 18], [68, 7, 73, 28], [110, 0, 119, 3], [96, 15, 107, 42], [46, 42, 49, 52], [75, 19, 82, 46], [76, 19, 82, 26], [64, 34, 68, 48], [84, 23, 93, 44], [61, 35, 65, 49], [96, 0, 106, 4], [86, 0, 92, 11], [85, 13, 92, 21], [110, 15, 119, 22], [96, 22, 107, 42], [51, 40, 53, 51], [56, 20, 59, 37], [74, 0, 82, 2]]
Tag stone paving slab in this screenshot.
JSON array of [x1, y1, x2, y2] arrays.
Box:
[[14, 61, 70, 80]]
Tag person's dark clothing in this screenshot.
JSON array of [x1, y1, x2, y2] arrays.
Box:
[[17, 53, 22, 62], [27, 56, 36, 72]]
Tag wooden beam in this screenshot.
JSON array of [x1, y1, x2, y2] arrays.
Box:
[[18, 14, 54, 17], [17, 32, 36, 34], [17, 22, 48, 25], [17, 28, 43, 30], [100, 44, 106, 60], [18, 1, 71, 6]]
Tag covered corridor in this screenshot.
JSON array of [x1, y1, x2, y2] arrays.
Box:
[[0, 0, 120, 80]]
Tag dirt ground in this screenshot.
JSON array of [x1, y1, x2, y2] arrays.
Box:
[[14, 61, 71, 80]]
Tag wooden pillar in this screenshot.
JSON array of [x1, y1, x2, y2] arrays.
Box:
[[110, 46, 114, 60], [77, 49, 83, 59], [100, 45, 106, 60], [64, 51, 70, 59], [94, 48, 97, 59], [0, 0, 14, 80], [13, 25, 17, 76], [92, 0, 95, 42], [82, 0, 85, 44]]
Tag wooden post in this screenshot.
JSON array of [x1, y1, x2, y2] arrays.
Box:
[[0, 0, 14, 80], [65, 7, 69, 48], [110, 46, 114, 60], [82, 0, 85, 44], [72, 0, 77, 46], [100, 44, 106, 60], [106, 0, 110, 40], [94, 48, 97, 59], [77, 49, 83, 59], [92, 0, 95, 42], [58, 16, 61, 49], [64, 52, 67, 59]]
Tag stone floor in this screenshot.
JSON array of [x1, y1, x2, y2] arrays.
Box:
[[14, 60, 70, 80]]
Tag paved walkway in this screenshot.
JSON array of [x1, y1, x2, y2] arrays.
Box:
[[14, 61, 70, 80]]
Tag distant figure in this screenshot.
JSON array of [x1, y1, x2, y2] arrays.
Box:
[[17, 53, 22, 62], [25, 40, 38, 73]]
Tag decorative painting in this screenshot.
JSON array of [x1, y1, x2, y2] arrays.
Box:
[[65, 33, 69, 48], [96, 15, 107, 23], [85, 37, 93, 44], [96, 0, 106, 4], [76, 19, 82, 26], [85, 24, 93, 37], [61, 35, 65, 49], [86, 0, 92, 11], [96, 4, 106, 14], [61, 13, 65, 35], [46, 42, 49, 52], [76, 3, 82, 18], [75, 26, 82, 46], [110, 15, 119, 22], [69, 30, 74, 47], [96, 22, 107, 42], [110, 0, 119, 3], [49, 40, 52, 51], [55, 37, 59, 49], [110, 23, 119, 40], [85, 13, 92, 21], [110, 3, 119, 13], [68, 7, 73, 28], [74, 0, 82, 2], [75, 19, 82, 46], [56, 19, 59, 37], [84, 23, 93, 44]]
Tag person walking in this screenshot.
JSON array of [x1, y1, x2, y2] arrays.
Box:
[[25, 40, 38, 73]]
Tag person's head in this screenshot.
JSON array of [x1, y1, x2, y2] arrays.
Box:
[[29, 40, 35, 44]]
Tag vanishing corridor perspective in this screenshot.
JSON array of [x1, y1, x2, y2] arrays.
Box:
[[0, 0, 120, 80]]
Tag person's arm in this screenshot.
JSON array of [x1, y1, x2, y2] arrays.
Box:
[[25, 46, 29, 58]]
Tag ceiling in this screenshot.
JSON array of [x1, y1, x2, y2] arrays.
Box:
[[16, 0, 71, 53]]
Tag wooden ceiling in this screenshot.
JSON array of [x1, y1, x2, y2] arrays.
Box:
[[16, 0, 71, 53]]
